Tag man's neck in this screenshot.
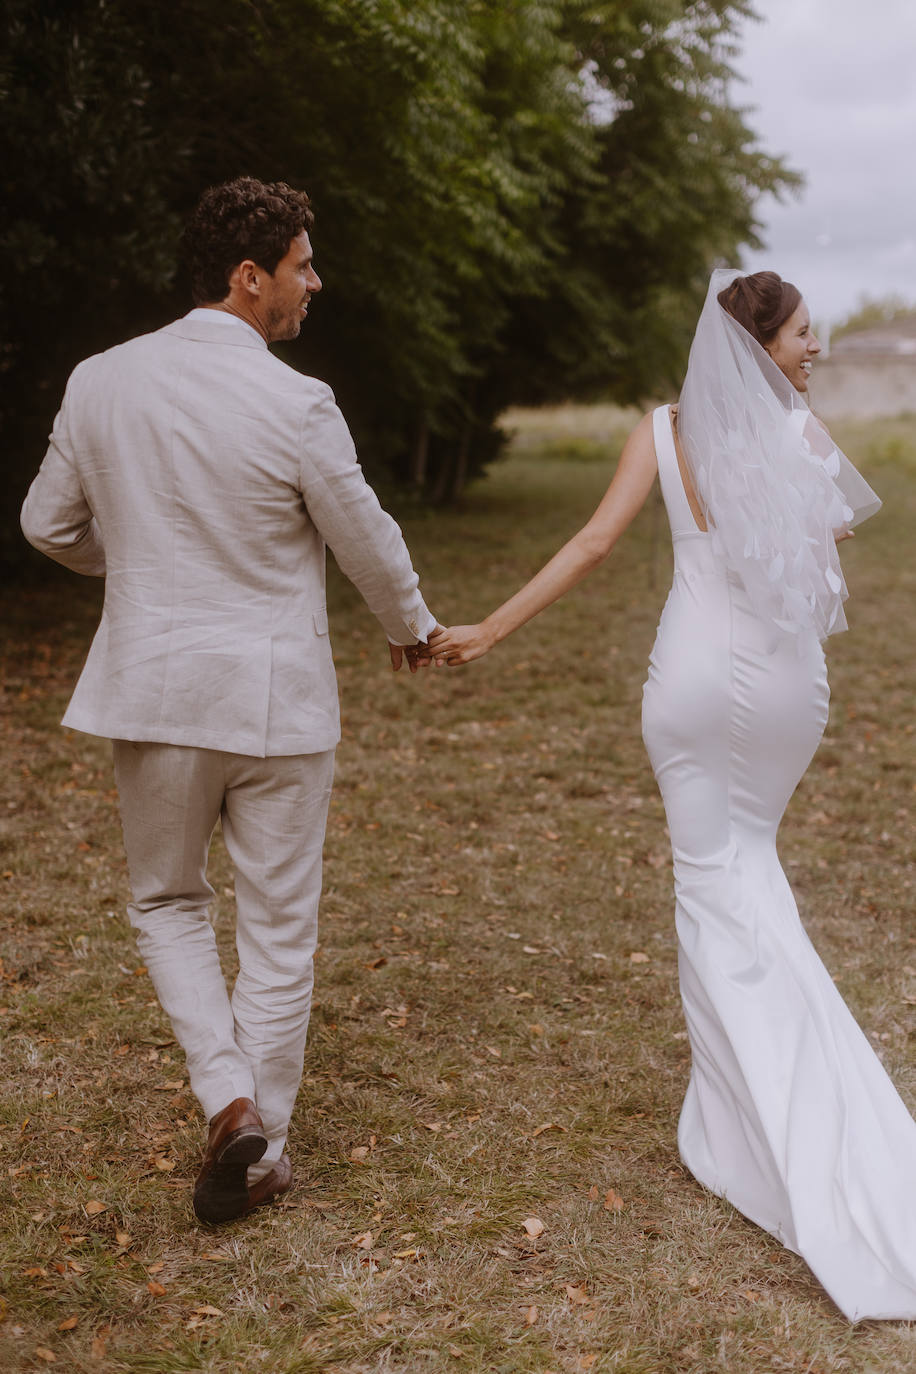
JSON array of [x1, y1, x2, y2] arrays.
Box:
[[205, 300, 270, 344]]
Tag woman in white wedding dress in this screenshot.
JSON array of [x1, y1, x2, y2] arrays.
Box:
[[429, 269, 916, 1322]]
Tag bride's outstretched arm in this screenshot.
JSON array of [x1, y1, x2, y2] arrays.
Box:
[[429, 413, 659, 665]]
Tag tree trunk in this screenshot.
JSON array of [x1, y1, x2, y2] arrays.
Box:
[[410, 415, 429, 489], [450, 417, 472, 500]]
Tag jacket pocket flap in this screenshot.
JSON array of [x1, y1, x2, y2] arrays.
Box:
[[313, 607, 329, 636]]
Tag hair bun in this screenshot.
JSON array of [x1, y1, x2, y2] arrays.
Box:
[[718, 271, 800, 346]]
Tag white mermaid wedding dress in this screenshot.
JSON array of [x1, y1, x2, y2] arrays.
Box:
[[641, 404, 916, 1322]]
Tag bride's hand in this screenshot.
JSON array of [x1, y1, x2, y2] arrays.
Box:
[[428, 622, 495, 666]]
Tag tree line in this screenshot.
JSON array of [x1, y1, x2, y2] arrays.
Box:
[[1, 0, 796, 570]]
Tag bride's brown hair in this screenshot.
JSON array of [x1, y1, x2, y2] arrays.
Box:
[[717, 271, 801, 347]]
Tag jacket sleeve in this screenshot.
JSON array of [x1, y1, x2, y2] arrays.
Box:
[[297, 386, 436, 644], [20, 366, 106, 578]]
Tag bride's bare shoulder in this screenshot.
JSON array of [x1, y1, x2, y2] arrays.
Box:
[[607, 410, 659, 484], [624, 409, 659, 454], [625, 410, 658, 445]]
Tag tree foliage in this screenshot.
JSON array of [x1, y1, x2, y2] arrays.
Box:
[[831, 294, 916, 342], [2, 0, 797, 567]]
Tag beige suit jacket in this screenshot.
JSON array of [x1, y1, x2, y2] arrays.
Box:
[[21, 313, 436, 756]]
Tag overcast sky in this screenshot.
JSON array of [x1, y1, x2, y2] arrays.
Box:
[[732, 0, 916, 325]]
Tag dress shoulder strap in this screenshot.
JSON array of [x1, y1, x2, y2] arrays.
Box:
[[652, 404, 702, 537]]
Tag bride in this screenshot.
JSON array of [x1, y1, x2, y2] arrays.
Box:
[[428, 269, 916, 1322]]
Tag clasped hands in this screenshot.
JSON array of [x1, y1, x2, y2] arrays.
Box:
[[388, 639, 436, 673], [389, 622, 492, 671]]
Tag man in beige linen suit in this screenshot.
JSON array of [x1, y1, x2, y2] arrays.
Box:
[[20, 177, 438, 1223]]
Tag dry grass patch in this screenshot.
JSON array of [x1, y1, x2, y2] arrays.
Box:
[[1, 412, 914, 1372]]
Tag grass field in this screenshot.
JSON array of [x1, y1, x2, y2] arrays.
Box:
[[1, 408, 914, 1373]]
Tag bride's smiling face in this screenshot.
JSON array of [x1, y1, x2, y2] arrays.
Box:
[[766, 302, 821, 393]]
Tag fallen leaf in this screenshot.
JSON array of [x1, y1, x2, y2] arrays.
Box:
[[525, 1304, 539, 1326], [264, 1293, 294, 1311], [191, 1305, 224, 1317], [448, 1345, 463, 1358], [588, 1185, 599, 1201], [115, 1232, 132, 1248], [349, 1146, 370, 1162], [423, 1121, 443, 1133], [23, 1266, 48, 1279], [58, 1316, 78, 1331], [84, 1200, 107, 1216], [381, 1004, 409, 1028], [34, 1349, 56, 1364], [523, 1216, 545, 1239], [532, 1122, 567, 1138], [90, 1330, 109, 1360], [604, 1188, 624, 1212], [484, 1045, 501, 1058], [354, 1231, 374, 1250], [577, 1356, 598, 1371], [147, 1280, 167, 1296], [528, 1023, 544, 1036], [147, 1261, 165, 1273], [393, 1247, 420, 1259], [564, 1283, 588, 1304], [364, 956, 387, 970], [629, 951, 650, 964], [375, 1310, 393, 1326], [200, 1251, 230, 1261], [522, 945, 542, 955]]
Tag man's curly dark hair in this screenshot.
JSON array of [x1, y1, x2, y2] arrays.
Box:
[[182, 176, 315, 305]]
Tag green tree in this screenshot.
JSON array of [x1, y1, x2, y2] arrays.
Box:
[[831, 294, 916, 341], [2, 0, 797, 568]]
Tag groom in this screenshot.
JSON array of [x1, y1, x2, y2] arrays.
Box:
[[20, 176, 438, 1223]]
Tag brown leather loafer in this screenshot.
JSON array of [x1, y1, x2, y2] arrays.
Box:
[[193, 1096, 267, 1223], [244, 1153, 293, 1214]]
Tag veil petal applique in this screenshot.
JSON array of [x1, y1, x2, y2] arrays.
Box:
[[677, 269, 881, 641]]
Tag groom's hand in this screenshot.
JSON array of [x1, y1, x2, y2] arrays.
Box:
[[389, 639, 434, 673]]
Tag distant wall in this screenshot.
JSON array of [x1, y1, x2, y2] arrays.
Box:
[[810, 357, 916, 419]]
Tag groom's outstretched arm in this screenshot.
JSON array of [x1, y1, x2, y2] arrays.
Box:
[[296, 386, 437, 647]]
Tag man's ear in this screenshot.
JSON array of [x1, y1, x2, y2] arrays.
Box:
[[233, 259, 261, 295]]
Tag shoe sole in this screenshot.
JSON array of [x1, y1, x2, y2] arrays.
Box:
[[193, 1127, 268, 1224]]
